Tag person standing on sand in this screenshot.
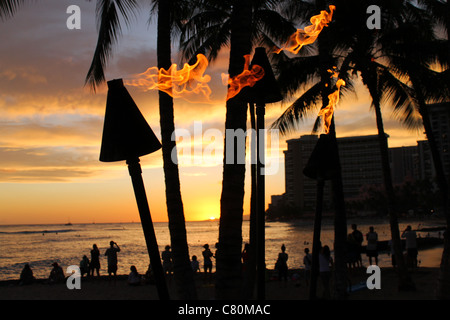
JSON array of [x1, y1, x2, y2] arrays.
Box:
[[105, 241, 120, 278], [351, 224, 364, 267], [276, 244, 289, 284], [303, 248, 312, 286], [161, 245, 173, 276], [366, 226, 379, 265], [202, 244, 214, 273], [402, 225, 418, 268], [319, 245, 333, 299], [90, 244, 100, 277]]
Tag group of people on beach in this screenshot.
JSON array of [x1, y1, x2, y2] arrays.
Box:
[[18, 223, 422, 288], [18, 240, 123, 285], [162, 243, 215, 276], [346, 224, 419, 269]]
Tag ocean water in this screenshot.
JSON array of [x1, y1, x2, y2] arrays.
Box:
[[0, 218, 443, 281]]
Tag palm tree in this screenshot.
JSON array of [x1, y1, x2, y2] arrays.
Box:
[[179, 0, 295, 64], [85, 0, 197, 299], [179, 0, 295, 299], [270, 0, 357, 299], [415, 0, 450, 299], [365, 0, 450, 291], [387, 0, 450, 298], [215, 0, 253, 300], [271, 0, 437, 293]]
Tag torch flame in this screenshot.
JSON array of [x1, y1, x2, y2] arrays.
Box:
[[274, 5, 335, 54], [318, 78, 345, 134], [125, 54, 212, 103], [221, 55, 265, 101]]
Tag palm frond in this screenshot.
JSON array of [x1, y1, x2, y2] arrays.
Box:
[[270, 81, 323, 135], [375, 62, 422, 130], [0, 0, 30, 20], [85, 0, 138, 91]]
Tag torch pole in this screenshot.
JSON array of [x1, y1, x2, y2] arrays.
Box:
[[127, 157, 170, 300], [309, 177, 325, 300], [256, 103, 266, 300]]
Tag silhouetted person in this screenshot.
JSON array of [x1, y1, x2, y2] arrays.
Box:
[[402, 225, 418, 268], [90, 244, 100, 277], [276, 244, 289, 284], [144, 264, 154, 284], [303, 248, 312, 286], [161, 245, 173, 276], [80, 255, 90, 277], [388, 239, 398, 268], [366, 226, 379, 265], [202, 244, 213, 274], [19, 263, 35, 285], [241, 243, 250, 272], [350, 224, 363, 267], [48, 262, 65, 284], [191, 255, 200, 273], [127, 265, 141, 286], [319, 245, 333, 299], [105, 241, 120, 278]]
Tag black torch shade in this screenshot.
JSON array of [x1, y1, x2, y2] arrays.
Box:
[[303, 134, 339, 180], [248, 47, 283, 104], [99, 79, 161, 162]]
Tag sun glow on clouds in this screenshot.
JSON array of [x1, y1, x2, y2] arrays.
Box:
[[0, 1, 426, 225]]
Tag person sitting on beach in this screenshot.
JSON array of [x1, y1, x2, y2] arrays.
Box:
[[161, 245, 173, 276], [127, 265, 142, 286], [80, 255, 90, 277], [105, 241, 121, 278], [19, 263, 35, 285], [48, 262, 65, 284], [191, 255, 200, 273]]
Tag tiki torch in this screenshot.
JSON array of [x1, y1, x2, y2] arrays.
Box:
[[99, 79, 169, 300], [248, 47, 283, 300], [303, 133, 339, 300]]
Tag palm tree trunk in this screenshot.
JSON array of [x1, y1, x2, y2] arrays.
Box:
[[329, 119, 348, 299], [369, 83, 414, 291], [216, 0, 252, 300], [317, 22, 348, 298], [157, 0, 197, 300]]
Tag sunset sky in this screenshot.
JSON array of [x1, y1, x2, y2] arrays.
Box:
[[0, 1, 426, 225]]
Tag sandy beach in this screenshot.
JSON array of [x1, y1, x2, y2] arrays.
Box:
[[0, 246, 444, 301]]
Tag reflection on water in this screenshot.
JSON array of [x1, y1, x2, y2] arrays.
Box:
[[0, 218, 443, 281]]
